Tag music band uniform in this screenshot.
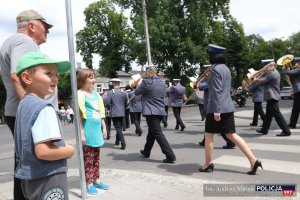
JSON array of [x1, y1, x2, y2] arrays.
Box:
[[255, 60, 291, 136], [107, 79, 129, 149], [248, 82, 265, 126], [135, 69, 176, 163], [128, 89, 143, 136], [198, 77, 235, 148], [282, 57, 300, 128], [201, 44, 261, 175], [167, 79, 186, 131], [162, 83, 169, 128]]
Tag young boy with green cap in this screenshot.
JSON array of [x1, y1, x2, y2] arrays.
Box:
[[14, 52, 75, 199]]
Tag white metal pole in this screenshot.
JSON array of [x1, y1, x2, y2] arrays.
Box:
[[65, 0, 87, 198], [142, 0, 153, 66]]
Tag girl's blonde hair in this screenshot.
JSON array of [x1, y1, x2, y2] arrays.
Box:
[[77, 68, 95, 88]]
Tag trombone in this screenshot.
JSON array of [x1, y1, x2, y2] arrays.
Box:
[[189, 65, 211, 89], [242, 62, 276, 91]]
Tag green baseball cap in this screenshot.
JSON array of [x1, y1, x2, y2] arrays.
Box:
[[16, 52, 71, 75]]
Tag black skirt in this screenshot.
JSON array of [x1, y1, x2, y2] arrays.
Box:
[[205, 112, 236, 133]]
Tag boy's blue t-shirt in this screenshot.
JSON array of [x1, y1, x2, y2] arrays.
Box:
[[32, 106, 62, 144]]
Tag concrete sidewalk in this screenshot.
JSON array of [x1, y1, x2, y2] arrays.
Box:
[[0, 169, 294, 200]]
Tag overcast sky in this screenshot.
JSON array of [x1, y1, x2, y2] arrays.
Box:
[[1, 0, 299, 69]]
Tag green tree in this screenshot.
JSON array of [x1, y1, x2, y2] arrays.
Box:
[[58, 73, 72, 100], [114, 0, 231, 84], [76, 0, 137, 78]]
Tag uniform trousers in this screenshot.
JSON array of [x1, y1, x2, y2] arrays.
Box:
[[252, 102, 265, 124], [198, 104, 205, 120], [5, 116, 26, 200], [131, 112, 143, 134], [289, 92, 300, 127], [112, 117, 126, 146], [105, 116, 111, 138], [162, 106, 168, 126], [172, 107, 185, 128], [143, 115, 176, 160], [261, 99, 290, 134]]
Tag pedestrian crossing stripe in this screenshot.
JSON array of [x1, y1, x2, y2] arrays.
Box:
[[272, 129, 300, 133], [213, 155, 300, 175], [247, 143, 299, 154]]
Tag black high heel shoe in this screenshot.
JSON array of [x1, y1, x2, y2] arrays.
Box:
[[247, 159, 263, 175], [199, 163, 214, 172]]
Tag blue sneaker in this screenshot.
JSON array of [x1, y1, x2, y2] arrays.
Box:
[[93, 182, 110, 190], [87, 185, 98, 195]]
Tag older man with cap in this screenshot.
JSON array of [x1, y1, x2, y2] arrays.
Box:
[[135, 66, 176, 163], [0, 9, 53, 199], [167, 78, 186, 131], [282, 57, 300, 129], [200, 44, 261, 175], [255, 59, 291, 136], [106, 78, 129, 149]]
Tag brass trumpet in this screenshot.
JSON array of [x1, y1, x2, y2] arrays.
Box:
[[189, 65, 211, 89]]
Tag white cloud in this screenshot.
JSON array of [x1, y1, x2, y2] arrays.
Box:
[[230, 0, 300, 40]]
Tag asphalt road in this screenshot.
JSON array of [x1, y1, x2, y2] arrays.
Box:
[[0, 99, 299, 195]]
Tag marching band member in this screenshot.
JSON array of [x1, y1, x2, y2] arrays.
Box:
[[162, 81, 170, 128], [247, 78, 265, 126], [107, 78, 129, 150], [200, 44, 262, 175], [282, 57, 300, 129], [255, 59, 291, 136], [198, 73, 235, 149], [167, 78, 186, 131], [135, 66, 176, 163], [128, 83, 143, 136]]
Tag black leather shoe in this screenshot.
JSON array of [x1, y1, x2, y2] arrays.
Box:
[[120, 145, 126, 150], [222, 145, 235, 149], [199, 141, 205, 146], [256, 129, 267, 135], [276, 132, 291, 136], [250, 123, 258, 126], [164, 123, 168, 128], [115, 141, 120, 145], [288, 124, 296, 129], [163, 158, 176, 163], [180, 125, 186, 131], [175, 125, 179, 130], [199, 163, 214, 172], [140, 150, 150, 158], [247, 159, 263, 175]]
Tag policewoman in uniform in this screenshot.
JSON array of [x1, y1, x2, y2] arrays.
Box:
[[255, 59, 291, 136], [135, 66, 176, 163], [167, 79, 186, 131], [198, 74, 236, 149], [200, 44, 262, 175], [282, 57, 300, 129], [107, 78, 129, 149]]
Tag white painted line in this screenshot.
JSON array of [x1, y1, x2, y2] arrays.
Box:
[[273, 128, 300, 133], [247, 143, 299, 154], [213, 155, 300, 175]]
